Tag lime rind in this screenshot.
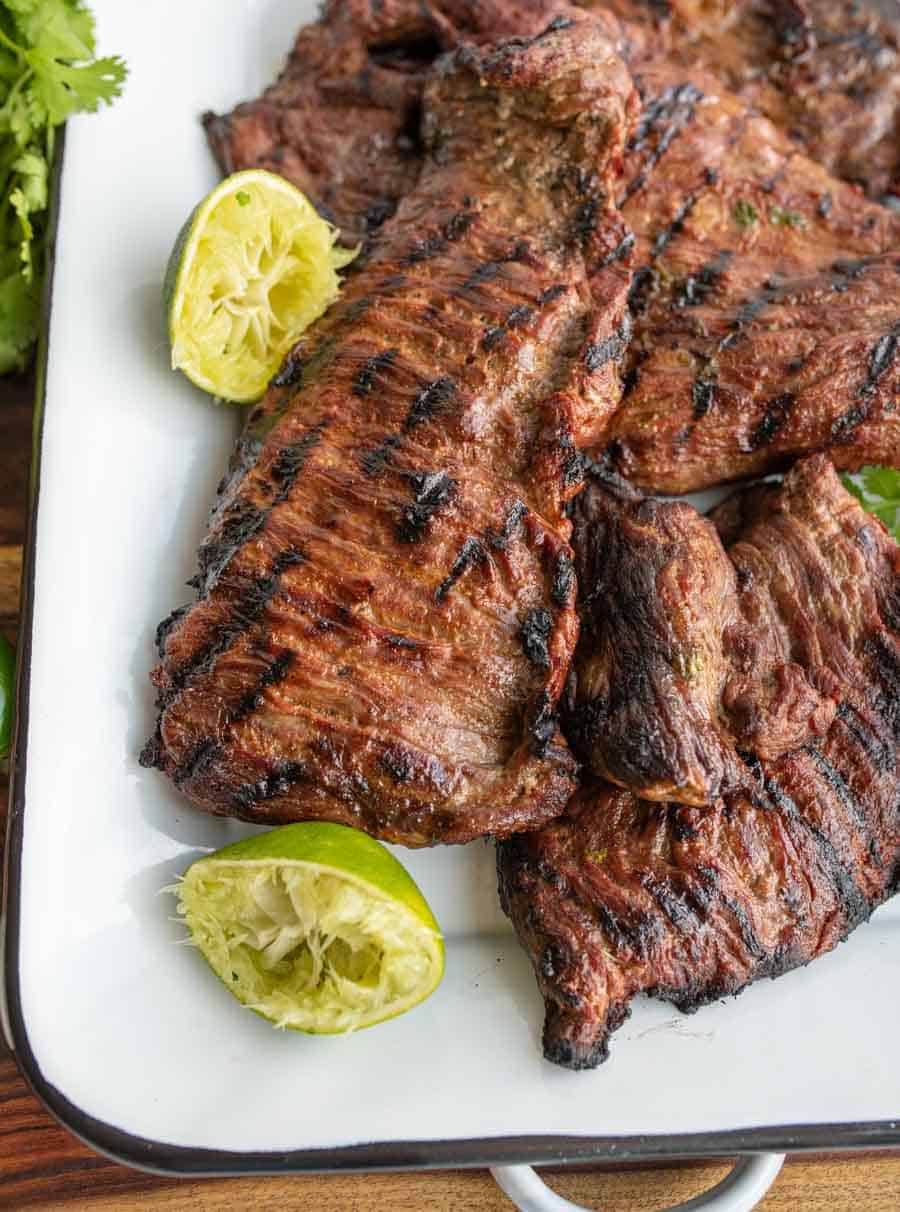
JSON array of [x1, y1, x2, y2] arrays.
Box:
[[173, 824, 444, 1034], [165, 170, 357, 403]]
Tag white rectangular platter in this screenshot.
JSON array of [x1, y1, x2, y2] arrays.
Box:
[[3, 0, 899, 1172]]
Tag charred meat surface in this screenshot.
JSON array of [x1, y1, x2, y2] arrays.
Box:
[[597, 63, 900, 491], [145, 18, 637, 846], [566, 473, 745, 804], [566, 457, 870, 802], [587, 0, 900, 201], [203, 0, 609, 246], [501, 456, 900, 1067]]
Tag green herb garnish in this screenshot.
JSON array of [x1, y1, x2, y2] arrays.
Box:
[[769, 206, 806, 229], [732, 199, 758, 228], [842, 467, 900, 539], [0, 2, 127, 373]]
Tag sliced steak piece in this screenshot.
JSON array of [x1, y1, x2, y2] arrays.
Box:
[[569, 456, 893, 802], [500, 455, 900, 1067], [597, 62, 900, 492], [585, 0, 900, 201], [203, 0, 602, 246], [144, 18, 637, 846], [565, 474, 748, 805]]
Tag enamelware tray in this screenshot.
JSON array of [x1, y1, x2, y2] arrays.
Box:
[[3, 3, 898, 1207]]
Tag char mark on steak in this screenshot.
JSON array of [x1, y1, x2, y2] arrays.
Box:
[[500, 455, 900, 1066], [203, 0, 628, 247], [583, 0, 900, 202], [596, 62, 900, 492], [145, 16, 637, 847]]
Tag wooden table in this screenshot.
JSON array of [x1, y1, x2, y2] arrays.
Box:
[[1, 371, 898, 1211]]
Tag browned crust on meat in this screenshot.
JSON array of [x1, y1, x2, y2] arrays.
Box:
[[584, 0, 900, 201], [595, 62, 900, 492], [501, 456, 900, 1066], [145, 18, 638, 846]]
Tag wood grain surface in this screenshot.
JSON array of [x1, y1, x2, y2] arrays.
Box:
[[1, 371, 898, 1208]]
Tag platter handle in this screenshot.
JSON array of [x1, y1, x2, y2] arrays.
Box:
[[491, 1152, 785, 1212]]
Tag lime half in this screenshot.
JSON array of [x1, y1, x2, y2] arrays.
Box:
[[174, 823, 444, 1033], [165, 170, 356, 402]]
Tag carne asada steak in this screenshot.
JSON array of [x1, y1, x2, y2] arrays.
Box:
[[588, 0, 900, 201], [500, 455, 900, 1067], [598, 63, 900, 492], [203, 0, 614, 246], [144, 18, 637, 846], [566, 457, 859, 803]]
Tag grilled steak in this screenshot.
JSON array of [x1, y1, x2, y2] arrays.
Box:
[[499, 455, 900, 1067], [585, 0, 900, 201], [208, 3, 900, 494], [144, 18, 637, 846], [598, 63, 900, 492], [203, 0, 609, 246], [566, 459, 852, 803]]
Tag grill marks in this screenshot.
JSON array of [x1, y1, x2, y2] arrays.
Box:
[[196, 421, 329, 592], [831, 320, 900, 442], [719, 275, 785, 351], [435, 499, 529, 602], [405, 376, 457, 431], [691, 375, 716, 420], [435, 537, 487, 602], [584, 314, 632, 372], [620, 81, 704, 206], [401, 206, 479, 267], [352, 349, 398, 397], [747, 392, 796, 450], [505, 456, 900, 1067], [234, 760, 308, 809], [649, 189, 701, 259], [168, 548, 308, 697], [762, 770, 870, 928], [173, 648, 295, 787], [482, 301, 537, 352], [596, 230, 634, 271], [396, 471, 457, 543], [147, 18, 642, 845], [552, 551, 575, 608], [805, 746, 868, 832], [675, 251, 733, 309], [599, 58, 900, 491], [520, 608, 554, 669]]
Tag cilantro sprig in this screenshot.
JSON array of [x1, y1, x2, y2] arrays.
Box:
[[0, 1, 125, 373], [842, 467, 900, 539]]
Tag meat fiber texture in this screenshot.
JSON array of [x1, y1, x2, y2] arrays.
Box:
[[203, 0, 631, 247], [585, 0, 900, 202], [595, 60, 900, 491], [207, 1, 900, 494], [144, 16, 638, 846], [498, 456, 900, 1067]]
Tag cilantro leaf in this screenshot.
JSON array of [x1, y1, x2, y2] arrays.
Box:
[[29, 50, 126, 124], [7, 0, 96, 61], [0, 258, 39, 373], [0, 1, 125, 374], [732, 199, 758, 228], [842, 467, 900, 540], [769, 205, 806, 229]]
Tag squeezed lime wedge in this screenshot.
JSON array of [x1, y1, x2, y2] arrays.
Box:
[[173, 823, 444, 1033], [164, 170, 356, 402]]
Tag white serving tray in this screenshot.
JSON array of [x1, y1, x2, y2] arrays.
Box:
[[3, 0, 898, 1175]]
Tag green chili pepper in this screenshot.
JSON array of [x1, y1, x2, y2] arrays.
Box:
[[0, 636, 14, 761]]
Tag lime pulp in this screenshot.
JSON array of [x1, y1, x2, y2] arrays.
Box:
[[173, 823, 444, 1033]]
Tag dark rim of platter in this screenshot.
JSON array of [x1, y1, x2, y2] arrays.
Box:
[[2, 130, 899, 1180]]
